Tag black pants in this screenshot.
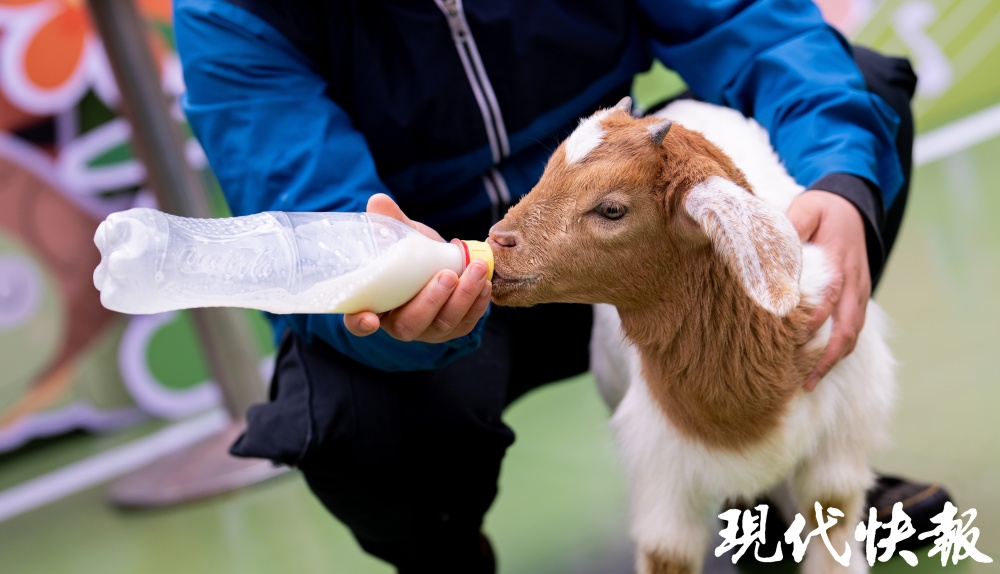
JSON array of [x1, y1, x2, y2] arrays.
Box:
[[232, 303, 594, 573], [854, 45, 918, 288], [231, 46, 916, 574]]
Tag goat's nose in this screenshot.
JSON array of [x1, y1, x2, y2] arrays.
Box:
[[488, 224, 518, 248]]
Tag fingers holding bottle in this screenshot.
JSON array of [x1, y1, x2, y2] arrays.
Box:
[[343, 258, 492, 343]]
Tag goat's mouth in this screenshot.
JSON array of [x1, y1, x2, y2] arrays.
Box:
[[490, 272, 541, 305]]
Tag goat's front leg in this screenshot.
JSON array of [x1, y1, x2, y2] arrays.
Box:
[[612, 382, 715, 574], [791, 447, 874, 574], [628, 475, 714, 574]]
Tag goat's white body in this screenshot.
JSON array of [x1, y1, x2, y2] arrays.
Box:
[[589, 100, 897, 573]]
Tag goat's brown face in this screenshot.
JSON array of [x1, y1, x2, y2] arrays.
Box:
[[488, 97, 803, 316], [488, 101, 681, 309]]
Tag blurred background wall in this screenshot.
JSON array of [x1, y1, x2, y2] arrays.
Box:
[[0, 0, 273, 454]]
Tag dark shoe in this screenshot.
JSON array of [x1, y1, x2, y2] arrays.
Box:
[[395, 530, 496, 574], [476, 531, 497, 574], [866, 474, 954, 553]]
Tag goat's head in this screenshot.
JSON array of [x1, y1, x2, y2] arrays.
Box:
[[488, 96, 803, 316]]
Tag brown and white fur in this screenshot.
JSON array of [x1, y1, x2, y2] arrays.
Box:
[[487, 97, 896, 574]]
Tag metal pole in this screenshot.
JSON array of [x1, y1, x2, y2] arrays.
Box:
[[87, 0, 287, 506], [87, 0, 263, 417]]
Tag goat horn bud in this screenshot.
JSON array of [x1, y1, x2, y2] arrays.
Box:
[[648, 119, 672, 147], [614, 96, 633, 114]]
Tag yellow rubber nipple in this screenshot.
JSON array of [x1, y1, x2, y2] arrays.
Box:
[[462, 240, 494, 280]]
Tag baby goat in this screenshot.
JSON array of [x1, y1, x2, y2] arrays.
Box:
[[488, 97, 896, 574]]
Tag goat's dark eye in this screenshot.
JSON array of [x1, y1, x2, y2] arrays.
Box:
[[596, 202, 627, 220]]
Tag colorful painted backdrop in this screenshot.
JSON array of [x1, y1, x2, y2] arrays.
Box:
[[0, 0, 272, 453]]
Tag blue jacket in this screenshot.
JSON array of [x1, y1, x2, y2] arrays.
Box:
[[174, 0, 902, 372]]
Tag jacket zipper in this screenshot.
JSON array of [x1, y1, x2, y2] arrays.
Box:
[[482, 168, 511, 223], [435, 0, 510, 165]]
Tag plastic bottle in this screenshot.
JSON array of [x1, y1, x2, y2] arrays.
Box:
[[92, 207, 494, 315]]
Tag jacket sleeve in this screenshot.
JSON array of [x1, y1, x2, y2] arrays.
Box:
[[173, 0, 487, 371], [635, 0, 904, 280]]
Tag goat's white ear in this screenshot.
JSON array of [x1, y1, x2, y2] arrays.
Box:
[[684, 176, 802, 315]]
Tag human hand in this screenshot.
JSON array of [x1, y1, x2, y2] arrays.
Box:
[[342, 193, 492, 343], [786, 190, 871, 391]]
